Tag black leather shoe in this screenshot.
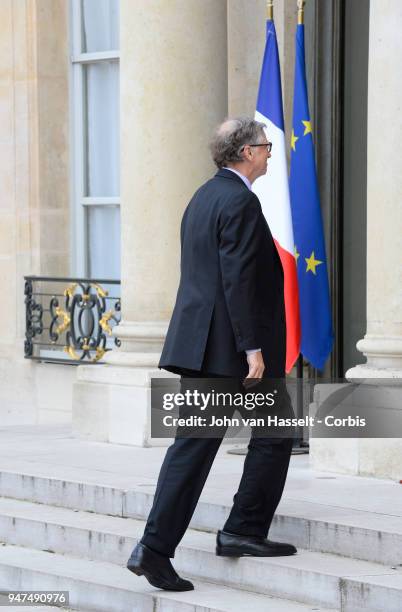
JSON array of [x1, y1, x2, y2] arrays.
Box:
[[216, 530, 297, 557], [127, 542, 194, 591]]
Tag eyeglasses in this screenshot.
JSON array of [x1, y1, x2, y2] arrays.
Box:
[[241, 142, 272, 153], [249, 142, 272, 153]]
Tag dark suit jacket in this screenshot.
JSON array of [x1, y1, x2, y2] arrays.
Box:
[[159, 168, 286, 378]]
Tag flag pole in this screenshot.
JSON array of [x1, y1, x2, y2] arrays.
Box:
[[267, 0, 274, 21], [295, 0, 308, 453], [297, 0, 305, 25]]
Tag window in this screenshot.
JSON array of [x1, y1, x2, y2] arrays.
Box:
[[70, 0, 120, 280]]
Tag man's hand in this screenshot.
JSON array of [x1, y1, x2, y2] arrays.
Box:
[[244, 350, 265, 388]]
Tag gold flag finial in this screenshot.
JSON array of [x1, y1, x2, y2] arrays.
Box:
[[267, 0, 274, 21], [297, 0, 306, 25]]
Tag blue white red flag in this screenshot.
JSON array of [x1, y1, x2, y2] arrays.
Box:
[[253, 18, 300, 372]]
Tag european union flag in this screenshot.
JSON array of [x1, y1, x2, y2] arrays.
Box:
[[289, 23, 334, 370]]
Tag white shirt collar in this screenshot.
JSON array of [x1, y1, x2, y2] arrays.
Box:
[[222, 167, 252, 191]]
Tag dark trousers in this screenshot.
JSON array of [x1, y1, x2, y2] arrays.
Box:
[[140, 374, 293, 558]]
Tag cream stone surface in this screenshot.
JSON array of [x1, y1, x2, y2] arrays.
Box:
[[73, 365, 173, 447], [310, 436, 402, 481], [309, 437, 360, 476], [0, 0, 70, 425], [310, 383, 402, 479], [347, 0, 402, 378], [358, 438, 402, 481], [227, 0, 266, 117], [35, 363, 76, 424], [0, 2, 13, 82], [36, 0, 70, 275], [74, 0, 228, 445], [107, 320, 168, 356], [72, 383, 110, 442], [119, 0, 227, 323]]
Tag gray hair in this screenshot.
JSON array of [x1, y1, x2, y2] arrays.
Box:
[[209, 116, 267, 169]]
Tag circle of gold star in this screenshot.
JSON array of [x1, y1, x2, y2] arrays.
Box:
[[305, 251, 323, 274]]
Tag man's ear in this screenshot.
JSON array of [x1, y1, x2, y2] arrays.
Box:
[[242, 145, 252, 161]]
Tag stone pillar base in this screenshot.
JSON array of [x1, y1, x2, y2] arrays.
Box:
[[346, 335, 402, 378], [72, 361, 176, 447], [309, 382, 402, 480], [71, 321, 174, 447], [310, 437, 402, 481]]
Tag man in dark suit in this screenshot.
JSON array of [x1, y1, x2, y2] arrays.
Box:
[[127, 117, 296, 591]]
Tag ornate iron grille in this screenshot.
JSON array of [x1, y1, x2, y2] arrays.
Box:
[[24, 276, 121, 364]]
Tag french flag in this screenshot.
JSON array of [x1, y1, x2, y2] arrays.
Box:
[[253, 18, 300, 372]]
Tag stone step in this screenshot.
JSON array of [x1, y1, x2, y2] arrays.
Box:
[[0, 469, 401, 566], [0, 544, 335, 612], [0, 497, 401, 610], [0, 604, 74, 612]]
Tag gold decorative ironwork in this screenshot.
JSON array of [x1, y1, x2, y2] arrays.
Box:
[[63, 345, 80, 360], [99, 310, 114, 335], [92, 283, 109, 298], [25, 275, 121, 364], [54, 306, 71, 335], [81, 338, 91, 351], [93, 346, 106, 362], [64, 283, 78, 299]]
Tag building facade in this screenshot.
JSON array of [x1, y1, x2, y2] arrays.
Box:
[[0, 0, 401, 477]]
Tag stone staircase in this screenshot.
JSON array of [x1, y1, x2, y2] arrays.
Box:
[[0, 469, 401, 611]]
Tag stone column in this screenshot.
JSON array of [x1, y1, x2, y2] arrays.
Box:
[[73, 0, 228, 445], [311, 0, 402, 479], [346, 0, 402, 379], [0, 0, 71, 425]]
